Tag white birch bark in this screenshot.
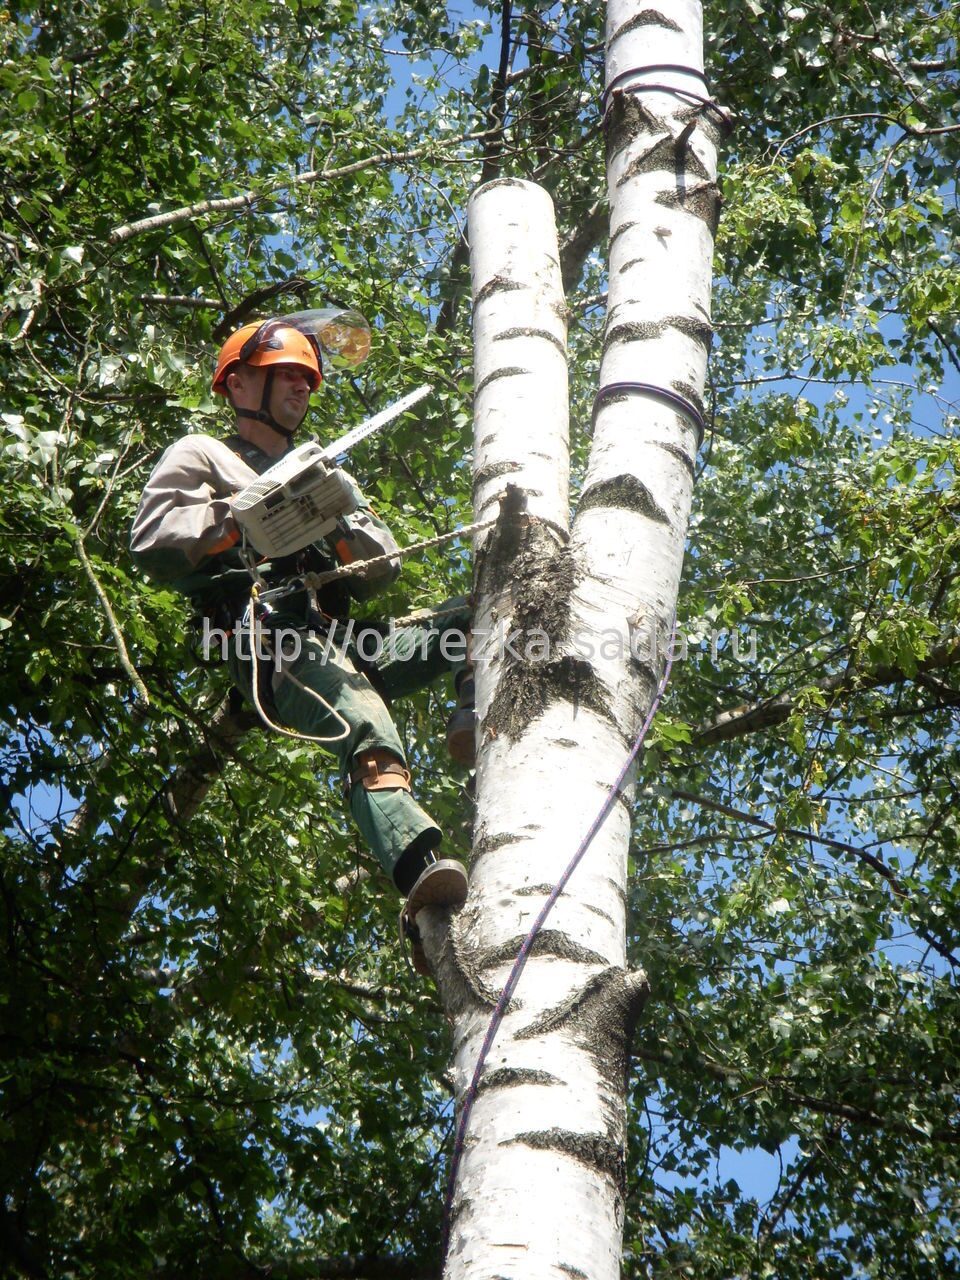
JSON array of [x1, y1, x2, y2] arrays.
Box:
[[418, 4, 721, 1276], [423, 182, 647, 1280], [469, 178, 570, 536], [573, 0, 723, 725]]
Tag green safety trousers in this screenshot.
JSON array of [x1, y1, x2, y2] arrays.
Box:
[[229, 598, 471, 886]]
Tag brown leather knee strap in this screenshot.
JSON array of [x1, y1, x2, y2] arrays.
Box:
[[349, 750, 412, 793]]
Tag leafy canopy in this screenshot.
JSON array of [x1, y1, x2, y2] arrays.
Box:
[[1, 0, 958, 1276]]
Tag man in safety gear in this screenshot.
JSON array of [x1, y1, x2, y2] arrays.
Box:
[[130, 312, 474, 973]]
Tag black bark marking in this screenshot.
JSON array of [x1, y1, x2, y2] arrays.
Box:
[[478, 177, 530, 191], [551, 737, 580, 748], [609, 219, 638, 248], [577, 475, 671, 526], [616, 133, 709, 188], [614, 789, 633, 821], [475, 365, 531, 396], [484, 520, 575, 617], [474, 460, 523, 492], [472, 827, 532, 863], [477, 509, 610, 739], [604, 319, 662, 348], [494, 326, 567, 358], [479, 929, 608, 970], [603, 315, 712, 354], [608, 877, 628, 908], [629, 653, 661, 687], [671, 380, 706, 423], [559, 1265, 589, 1279], [518, 967, 649, 1197], [504, 1127, 625, 1188], [485, 655, 610, 741], [655, 182, 722, 233], [619, 256, 646, 274], [515, 883, 555, 896], [669, 313, 714, 349], [435, 908, 513, 1015], [479, 1067, 561, 1092], [679, 100, 729, 148], [606, 93, 667, 160], [585, 903, 615, 925], [608, 9, 682, 49], [474, 274, 526, 308], [656, 440, 697, 481], [520, 968, 627, 1038]]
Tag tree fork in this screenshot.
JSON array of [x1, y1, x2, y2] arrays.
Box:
[[430, 3, 720, 1274]]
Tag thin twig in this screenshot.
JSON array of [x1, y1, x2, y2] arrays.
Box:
[[71, 532, 150, 705], [769, 112, 960, 165], [669, 788, 959, 967], [138, 293, 222, 310], [53, 368, 151, 706]]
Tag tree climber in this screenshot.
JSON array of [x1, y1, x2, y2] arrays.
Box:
[[130, 311, 474, 973]]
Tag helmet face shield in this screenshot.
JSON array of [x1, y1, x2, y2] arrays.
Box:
[[282, 308, 372, 370]]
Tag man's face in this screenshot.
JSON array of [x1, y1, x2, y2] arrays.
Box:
[[227, 363, 312, 432]]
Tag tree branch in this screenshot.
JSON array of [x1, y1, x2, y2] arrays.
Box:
[[479, 0, 514, 184], [109, 130, 499, 244], [212, 276, 313, 341], [756, 1137, 833, 1249], [633, 1042, 960, 1145], [695, 638, 960, 747], [70, 532, 151, 704], [55, 374, 150, 706], [560, 197, 608, 295], [138, 293, 222, 310], [769, 112, 960, 165]]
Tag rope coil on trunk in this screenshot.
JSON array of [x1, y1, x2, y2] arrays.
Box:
[[601, 64, 732, 133], [593, 380, 707, 446]]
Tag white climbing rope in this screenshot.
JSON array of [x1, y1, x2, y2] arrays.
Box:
[[244, 587, 352, 744], [254, 516, 497, 607]]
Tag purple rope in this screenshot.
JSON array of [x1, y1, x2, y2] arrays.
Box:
[[440, 621, 678, 1260]]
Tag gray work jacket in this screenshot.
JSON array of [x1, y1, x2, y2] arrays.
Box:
[[129, 432, 401, 616]]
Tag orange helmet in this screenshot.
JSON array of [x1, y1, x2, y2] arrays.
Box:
[[212, 321, 322, 396]]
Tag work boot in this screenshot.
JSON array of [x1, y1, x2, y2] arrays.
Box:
[[399, 857, 469, 976], [446, 674, 476, 767]]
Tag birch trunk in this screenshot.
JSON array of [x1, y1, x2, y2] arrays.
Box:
[[418, 3, 721, 1274]]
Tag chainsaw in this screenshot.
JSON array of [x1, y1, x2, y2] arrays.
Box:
[[230, 384, 431, 557]]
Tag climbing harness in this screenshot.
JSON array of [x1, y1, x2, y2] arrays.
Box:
[[240, 517, 495, 744], [439, 619, 679, 1261], [243, 584, 352, 744]]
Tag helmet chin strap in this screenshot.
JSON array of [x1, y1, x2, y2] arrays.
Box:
[[233, 369, 304, 441]]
